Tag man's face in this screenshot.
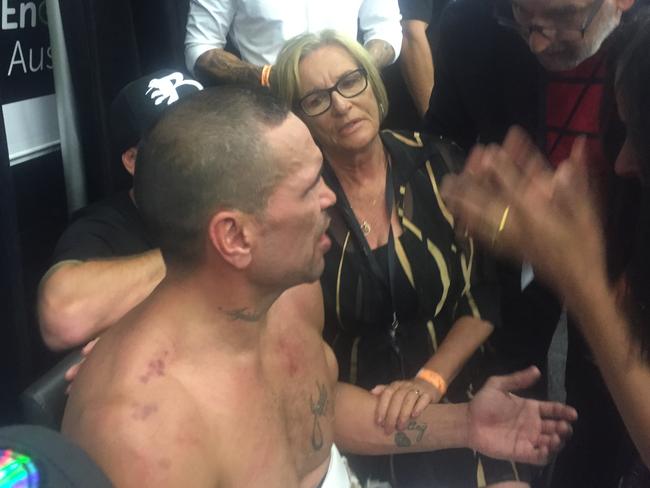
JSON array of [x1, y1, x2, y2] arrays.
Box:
[[251, 114, 336, 289], [508, 0, 627, 70]]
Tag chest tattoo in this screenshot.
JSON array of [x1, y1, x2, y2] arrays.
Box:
[[394, 420, 428, 448], [309, 381, 328, 451]]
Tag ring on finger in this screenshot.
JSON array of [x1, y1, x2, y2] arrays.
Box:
[[491, 205, 510, 248]]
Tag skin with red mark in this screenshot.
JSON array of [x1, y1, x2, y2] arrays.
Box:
[[276, 337, 301, 377], [131, 403, 159, 421], [139, 352, 168, 384]]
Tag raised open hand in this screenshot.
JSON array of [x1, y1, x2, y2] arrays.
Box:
[[468, 366, 577, 465], [441, 126, 607, 299]]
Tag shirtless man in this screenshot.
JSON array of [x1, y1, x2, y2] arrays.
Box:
[[62, 86, 577, 487]]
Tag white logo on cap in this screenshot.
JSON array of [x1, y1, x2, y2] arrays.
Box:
[[145, 72, 204, 106]]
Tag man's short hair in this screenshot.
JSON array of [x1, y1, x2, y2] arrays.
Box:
[[272, 30, 389, 122], [134, 86, 291, 268]]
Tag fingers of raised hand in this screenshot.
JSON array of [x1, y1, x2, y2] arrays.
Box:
[[464, 141, 530, 203], [442, 174, 502, 242], [481, 144, 524, 197], [502, 126, 550, 181], [502, 126, 536, 166]]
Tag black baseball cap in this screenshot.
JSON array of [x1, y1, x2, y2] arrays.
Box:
[[110, 69, 203, 155]]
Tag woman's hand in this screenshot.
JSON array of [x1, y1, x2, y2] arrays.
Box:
[[440, 126, 607, 301], [370, 378, 441, 434]]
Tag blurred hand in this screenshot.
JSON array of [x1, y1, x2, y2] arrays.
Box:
[[440, 126, 607, 298]]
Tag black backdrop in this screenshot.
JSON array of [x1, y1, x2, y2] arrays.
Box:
[[58, 0, 189, 202], [0, 95, 31, 423]]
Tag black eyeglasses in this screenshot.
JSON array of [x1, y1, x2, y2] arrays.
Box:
[[298, 68, 368, 117], [494, 0, 605, 41]]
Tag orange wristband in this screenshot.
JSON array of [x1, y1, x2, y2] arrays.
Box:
[[416, 368, 448, 395], [260, 64, 272, 87]]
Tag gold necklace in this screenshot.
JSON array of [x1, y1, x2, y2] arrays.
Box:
[[347, 150, 390, 237]]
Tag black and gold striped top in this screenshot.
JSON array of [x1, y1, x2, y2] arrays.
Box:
[[320, 130, 500, 402]]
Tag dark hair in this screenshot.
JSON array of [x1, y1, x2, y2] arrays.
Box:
[[134, 86, 290, 269], [603, 8, 650, 359]]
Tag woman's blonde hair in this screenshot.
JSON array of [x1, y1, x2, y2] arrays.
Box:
[[272, 30, 389, 121]]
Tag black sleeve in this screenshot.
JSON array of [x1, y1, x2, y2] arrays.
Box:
[[52, 215, 126, 263], [398, 0, 433, 22], [51, 195, 152, 264], [424, 0, 479, 152]]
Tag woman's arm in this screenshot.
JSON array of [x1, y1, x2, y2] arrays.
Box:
[[400, 19, 434, 117], [421, 316, 493, 393], [371, 316, 493, 431], [566, 271, 650, 468]]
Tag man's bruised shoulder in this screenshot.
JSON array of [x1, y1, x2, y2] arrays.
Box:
[[271, 282, 324, 332], [63, 391, 218, 487]]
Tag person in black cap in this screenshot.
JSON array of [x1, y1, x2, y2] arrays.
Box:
[[37, 70, 203, 352]]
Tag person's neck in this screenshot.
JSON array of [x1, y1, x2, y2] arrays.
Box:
[[156, 265, 283, 352], [324, 135, 386, 189]]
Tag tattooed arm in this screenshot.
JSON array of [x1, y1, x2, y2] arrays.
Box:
[[194, 49, 263, 86], [401, 18, 434, 117], [365, 40, 396, 69], [334, 381, 465, 454], [334, 368, 576, 464], [358, 0, 402, 68]]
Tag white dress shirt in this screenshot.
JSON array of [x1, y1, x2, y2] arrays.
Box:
[[185, 0, 402, 72]]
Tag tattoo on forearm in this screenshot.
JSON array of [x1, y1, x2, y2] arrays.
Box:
[[199, 51, 262, 85], [219, 307, 264, 322], [366, 40, 395, 69], [394, 420, 428, 448], [310, 382, 329, 451]]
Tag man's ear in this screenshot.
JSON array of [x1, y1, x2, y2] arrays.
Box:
[[207, 211, 253, 269], [122, 147, 138, 176]]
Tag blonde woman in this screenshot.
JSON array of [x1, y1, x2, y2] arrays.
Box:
[[272, 30, 529, 487]]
